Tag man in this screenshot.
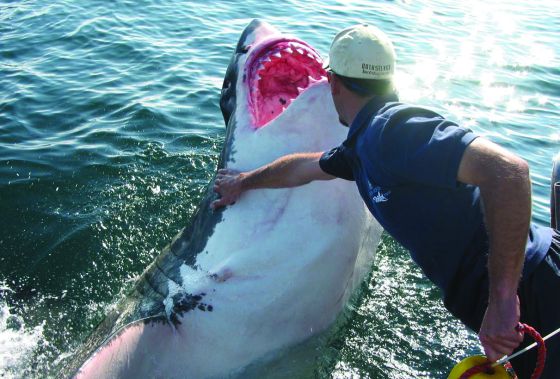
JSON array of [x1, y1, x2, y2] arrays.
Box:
[[211, 25, 559, 378]]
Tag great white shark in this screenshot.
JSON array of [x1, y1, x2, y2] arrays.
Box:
[[64, 19, 382, 378]]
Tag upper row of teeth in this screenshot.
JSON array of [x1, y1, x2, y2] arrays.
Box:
[[262, 44, 321, 63]]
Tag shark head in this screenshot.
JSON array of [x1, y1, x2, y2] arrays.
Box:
[[218, 20, 342, 176], [220, 20, 326, 129]]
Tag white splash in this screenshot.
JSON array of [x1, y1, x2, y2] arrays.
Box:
[[0, 292, 44, 378]]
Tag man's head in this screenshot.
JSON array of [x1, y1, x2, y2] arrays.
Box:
[[327, 24, 396, 125]]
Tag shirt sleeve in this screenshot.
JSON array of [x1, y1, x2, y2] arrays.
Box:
[[319, 145, 355, 181], [375, 108, 478, 188]]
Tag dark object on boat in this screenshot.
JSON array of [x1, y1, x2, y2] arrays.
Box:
[[552, 153, 560, 231]]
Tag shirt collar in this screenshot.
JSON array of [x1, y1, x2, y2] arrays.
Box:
[[345, 93, 399, 143]]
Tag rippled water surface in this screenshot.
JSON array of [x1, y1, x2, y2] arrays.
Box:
[[1, 0, 559, 377]]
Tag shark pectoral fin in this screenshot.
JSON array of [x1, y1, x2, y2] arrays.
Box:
[[75, 319, 178, 379]]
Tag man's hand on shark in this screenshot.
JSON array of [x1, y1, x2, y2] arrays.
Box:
[[211, 169, 243, 209]]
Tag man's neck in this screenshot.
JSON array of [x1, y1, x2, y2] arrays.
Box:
[[345, 95, 375, 126]]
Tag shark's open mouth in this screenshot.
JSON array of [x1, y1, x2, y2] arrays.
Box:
[[246, 38, 327, 128]]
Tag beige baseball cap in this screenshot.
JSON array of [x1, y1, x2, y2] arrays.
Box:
[[328, 24, 396, 80]]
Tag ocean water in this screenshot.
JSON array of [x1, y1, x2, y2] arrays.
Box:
[[1, 0, 559, 378]]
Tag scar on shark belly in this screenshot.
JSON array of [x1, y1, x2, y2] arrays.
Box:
[[209, 268, 234, 282]]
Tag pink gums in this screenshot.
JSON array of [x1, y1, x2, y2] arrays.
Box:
[[246, 39, 327, 128]]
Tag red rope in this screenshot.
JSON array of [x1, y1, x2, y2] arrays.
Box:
[[458, 361, 493, 378], [459, 323, 546, 379], [517, 323, 547, 379]]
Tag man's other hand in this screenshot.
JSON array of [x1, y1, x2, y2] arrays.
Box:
[[478, 294, 524, 362]]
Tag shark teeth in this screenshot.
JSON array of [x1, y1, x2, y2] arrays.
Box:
[[248, 38, 328, 128]]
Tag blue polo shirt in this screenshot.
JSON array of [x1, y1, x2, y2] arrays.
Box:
[[320, 95, 552, 297]]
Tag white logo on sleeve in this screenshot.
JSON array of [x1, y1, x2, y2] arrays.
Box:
[[366, 178, 391, 203]]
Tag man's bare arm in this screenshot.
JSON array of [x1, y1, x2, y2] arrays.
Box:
[[457, 137, 530, 361], [211, 152, 334, 209]]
